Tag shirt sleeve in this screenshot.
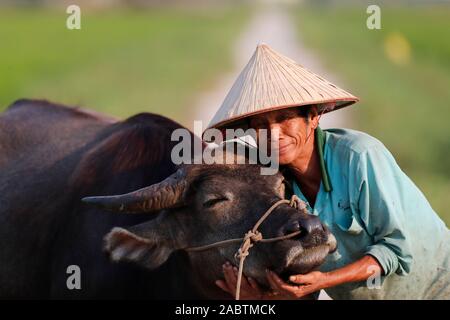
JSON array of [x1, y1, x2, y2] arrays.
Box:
[[349, 143, 413, 277]]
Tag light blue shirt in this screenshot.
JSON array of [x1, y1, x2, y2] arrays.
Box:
[[291, 128, 450, 299]]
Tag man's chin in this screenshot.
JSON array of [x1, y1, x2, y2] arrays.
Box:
[[278, 156, 295, 166]]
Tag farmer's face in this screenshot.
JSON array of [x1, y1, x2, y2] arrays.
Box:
[[249, 108, 318, 165]]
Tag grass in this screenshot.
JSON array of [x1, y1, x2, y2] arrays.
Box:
[[293, 4, 450, 225], [0, 6, 250, 126]]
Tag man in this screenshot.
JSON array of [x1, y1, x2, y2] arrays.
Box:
[[207, 44, 449, 299]]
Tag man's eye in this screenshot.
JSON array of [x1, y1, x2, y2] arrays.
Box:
[[253, 122, 266, 129], [203, 197, 228, 208], [276, 115, 294, 123]]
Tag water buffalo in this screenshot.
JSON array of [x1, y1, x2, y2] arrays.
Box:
[[0, 99, 336, 299]]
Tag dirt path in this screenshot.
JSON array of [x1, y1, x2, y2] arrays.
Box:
[[191, 6, 355, 130]]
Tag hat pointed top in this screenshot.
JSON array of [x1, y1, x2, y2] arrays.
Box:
[[207, 44, 359, 130], [256, 42, 268, 48]]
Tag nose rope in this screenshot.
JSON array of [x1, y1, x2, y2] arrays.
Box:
[[185, 194, 309, 300]]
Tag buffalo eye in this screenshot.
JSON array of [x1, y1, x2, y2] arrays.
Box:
[[203, 196, 229, 208]]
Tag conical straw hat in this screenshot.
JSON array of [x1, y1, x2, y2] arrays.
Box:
[[206, 44, 359, 130]]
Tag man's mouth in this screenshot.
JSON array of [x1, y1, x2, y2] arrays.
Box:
[[278, 143, 293, 155]]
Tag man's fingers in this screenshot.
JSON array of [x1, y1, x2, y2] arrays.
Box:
[[215, 280, 232, 294], [264, 270, 319, 299], [223, 264, 237, 285], [270, 272, 302, 294], [268, 270, 294, 289], [247, 277, 261, 291], [279, 282, 301, 294], [232, 266, 244, 283], [232, 266, 252, 289], [281, 282, 315, 298], [266, 270, 283, 292], [232, 267, 265, 299], [289, 274, 307, 284], [267, 270, 303, 297], [268, 270, 285, 284], [223, 263, 237, 288]]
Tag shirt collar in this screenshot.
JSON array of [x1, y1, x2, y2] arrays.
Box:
[[315, 126, 332, 192]]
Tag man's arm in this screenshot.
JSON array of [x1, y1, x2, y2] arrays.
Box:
[[216, 255, 382, 299], [272, 255, 383, 299]]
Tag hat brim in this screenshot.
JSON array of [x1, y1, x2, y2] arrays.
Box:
[[206, 97, 359, 131]]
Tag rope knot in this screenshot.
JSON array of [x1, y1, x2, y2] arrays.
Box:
[[234, 248, 249, 260], [245, 230, 263, 243], [234, 230, 262, 261], [289, 194, 307, 211]]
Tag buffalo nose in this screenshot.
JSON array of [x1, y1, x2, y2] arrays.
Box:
[[283, 221, 301, 235], [298, 214, 324, 235]]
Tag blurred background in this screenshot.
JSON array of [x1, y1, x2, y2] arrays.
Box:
[[0, 0, 449, 225]]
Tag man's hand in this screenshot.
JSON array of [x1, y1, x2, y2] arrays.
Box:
[[216, 255, 383, 300], [266, 269, 326, 299], [215, 262, 270, 300], [215, 261, 323, 300]]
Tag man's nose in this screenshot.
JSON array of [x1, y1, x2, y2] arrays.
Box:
[[268, 125, 283, 143], [268, 123, 281, 136]]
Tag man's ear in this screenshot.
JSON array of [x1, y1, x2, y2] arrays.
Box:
[[309, 105, 319, 129], [103, 225, 174, 270]]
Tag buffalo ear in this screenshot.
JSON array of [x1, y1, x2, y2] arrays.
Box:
[[103, 227, 173, 270]]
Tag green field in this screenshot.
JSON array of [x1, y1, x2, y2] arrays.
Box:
[[0, 6, 250, 126], [1, 5, 448, 225], [294, 5, 450, 224]]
